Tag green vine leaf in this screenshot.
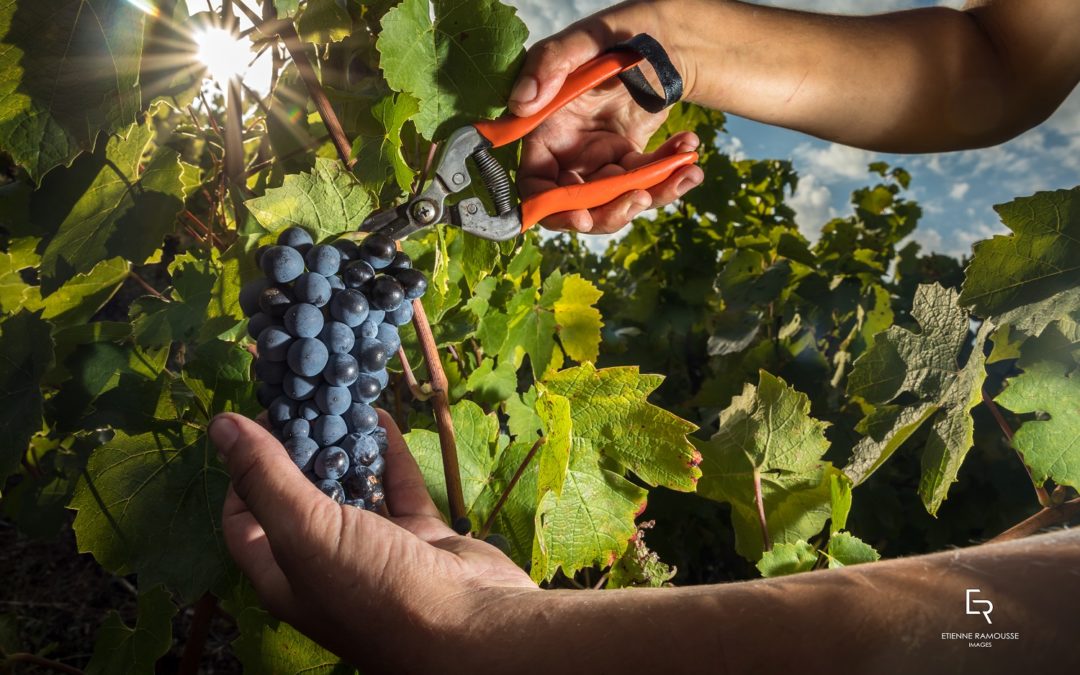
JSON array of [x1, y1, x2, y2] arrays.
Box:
[[0, 236, 41, 312], [0, 0, 146, 182], [85, 585, 176, 675], [246, 157, 376, 243], [756, 540, 817, 577], [0, 310, 54, 484], [234, 606, 356, 675], [352, 92, 419, 195], [40, 257, 128, 326], [377, 0, 528, 140], [995, 359, 1080, 490], [296, 0, 353, 44], [825, 532, 880, 569], [847, 284, 988, 515]]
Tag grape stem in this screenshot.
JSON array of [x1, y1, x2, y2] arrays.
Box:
[[753, 468, 772, 552], [981, 388, 1051, 508], [178, 593, 218, 675], [397, 347, 432, 401], [478, 436, 546, 540], [989, 496, 1080, 543], [411, 298, 468, 524]]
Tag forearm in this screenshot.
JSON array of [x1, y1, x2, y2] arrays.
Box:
[[457, 530, 1080, 673]]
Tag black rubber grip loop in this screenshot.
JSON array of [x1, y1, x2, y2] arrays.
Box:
[[608, 33, 684, 113]]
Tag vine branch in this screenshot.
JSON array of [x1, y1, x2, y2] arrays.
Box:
[[178, 593, 218, 675], [478, 436, 546, 540], [989, 497, 1080, 543]]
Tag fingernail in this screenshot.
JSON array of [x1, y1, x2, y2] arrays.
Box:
[[510, 75, 537, 104], [209, 416, 239, 461]]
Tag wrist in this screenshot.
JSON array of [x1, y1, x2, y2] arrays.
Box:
[[618, 0, 704, 104]]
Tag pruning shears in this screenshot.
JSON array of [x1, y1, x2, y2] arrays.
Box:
[[360, 35, 698, 242]]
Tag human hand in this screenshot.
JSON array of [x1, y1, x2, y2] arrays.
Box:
[[509, 0, 704, 234], [211, 410, 537, 671]]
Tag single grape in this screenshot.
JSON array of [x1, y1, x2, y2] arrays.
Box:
[[394, 268, 428, 300], [284, 436, 320, 471], [260, 245, 305, 283], [483, 533, 512, 556], [294, 272, 332, 307], [384, 299, 413, 326], [360, 233, 396, 270], [316, 384, 352, 416], [387, 251, 412, 271], [276, 226, 314, 253], [323, 353, 360, 387], [349, 373, 381, 404], [258, 285, 294, 317], [315, 478, 345, 504], [320, 321, 355, 355], [283, 370, 320, 400], [312, 414, 348, 446], [268, 395, 298, 427], [283, 418, 311, 439], [342, 260, 375, 289], [452, 516, 472, 535], [314, 446, 350, 480], [287, 338, 329, 377], [370, 368, 389, 390], [306, 244, 342, 277], [356, 318, 379, 339], [367, 453, 385, 477], [329, 289, 370, 327], [239, 278, 272, 317], [247, 312, 277, 340], [333, 239, 360, 262], [283, 303, 325, 339], [257, 325, 293, 361], [355, 337, 388, 372], [255, 358, 287, 385], [367, 308, 386, 325], [369, 276, 405, 311], [327, 274, 345, 291], [344, 497, 367, 509], [256, 383, 283, 408], [344, 402, 379, 435], [376, 323, 401, 354], [341, 432, 378, 466], [343, 465, 377, 499], [298, 399, 321, 421], [371, 425, 389, 454], [366, 485, 385, 511], [253, 244, 270, 268]]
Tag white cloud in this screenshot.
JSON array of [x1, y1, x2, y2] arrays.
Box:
[[717, 134, 746, 161], [503, 0, 616, 44], [793, 142, 876, 181], [788, 174, 836, 239], [949, 182, 969, 200]]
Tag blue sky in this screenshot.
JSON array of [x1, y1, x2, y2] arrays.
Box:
[[505, 0, 1080, 258]]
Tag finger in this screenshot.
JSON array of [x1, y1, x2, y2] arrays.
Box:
[[509, 29, 605, 117], [376, 409, 446, 522], [642, 164, 705, 212], [618, 131, 701, 170], [222, 485, 300, 620], [584, 189, 654, 235], [210, 413, 340, 563]]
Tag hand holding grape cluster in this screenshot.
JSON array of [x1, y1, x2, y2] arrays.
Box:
[[240, 227, 428, 510]]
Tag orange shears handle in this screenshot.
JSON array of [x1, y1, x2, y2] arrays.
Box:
[[473, 51, 645, 148], [519, 151, 698, 231]]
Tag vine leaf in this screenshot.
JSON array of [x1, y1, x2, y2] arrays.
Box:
[[130, 253, 233, 348], [995, 359, 1080, 490], [825, 532, 880, 569], [40, 257, 129, 326], [550, 273, 603, 364], [0, 0, 145, 182], [296, 0, 353, 44], [234, 606, 356, 675], [246, 158, 376, 243], [37, 118, 191, 293], [377, 0, 528, 140], [0, 310, 54, 484], [0, 237, 41, 312], [697, 371, 835, 560], [352, 92, 419, 195], [756, 540, 817, 577], [960, 188, 1080, 337], [85, 585, 176, 675], [847, 283, 988, 515], [69, 426, 238, 602]]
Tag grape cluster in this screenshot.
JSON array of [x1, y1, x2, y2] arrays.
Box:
[[240, 227, 428, 510]]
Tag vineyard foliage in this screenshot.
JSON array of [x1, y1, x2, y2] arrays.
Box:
[[0, 0, 1078, 671]]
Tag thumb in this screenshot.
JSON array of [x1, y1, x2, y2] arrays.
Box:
[[509, 29, 605, 117]]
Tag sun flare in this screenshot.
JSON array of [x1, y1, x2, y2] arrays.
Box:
[[194, 26, 251, 83]]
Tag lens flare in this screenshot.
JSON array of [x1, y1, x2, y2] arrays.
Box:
[[194, 26, 250, 82]]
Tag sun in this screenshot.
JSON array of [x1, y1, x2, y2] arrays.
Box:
[[194, 26, 251, 83]]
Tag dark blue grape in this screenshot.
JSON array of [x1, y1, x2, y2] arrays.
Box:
[[257, 325, 293, 361], [254, 244, 270, 268], [287, 338, 329, 377], [277, 226, 314, 253], [341, 432, 378, 466], [371, 368, 389, 389], [349, 374, 381, 404], [344, 497, 367, 509], [394, 268, 428, 300], [342, 260, 375, 288], [371, 425, 389, 453], [268, 395, 298, 427], [298, 399, 321, 421], [356, 318, 379, 339], [283, 303, 324, 339], [258, 285, 294, 317], [240, 278, 272, 316], [316, 385, 352, 416], [367, 453, 385, 477], [283, 371, 320, 400], [344, 402, 379, 435], [255, 358, 287, 385], [284, 436, 319, 471], [367, 308, 386, 325], [333, 239, 360, 262], [343, 465, 377, 499], [312, 415, 348, 446], [370, 276, 405, 311], [483, 533, 511, 556], [388, 251, 412, 271], [314, 446, 350, 480], [294, 272, 331, 307], [261, 245, 305, 283], [355, 337, 388, 372], [320, 321, 355, 355], [316, 478, 345, 503], [327, 274, 345, 291], [360, 233, 396, 270], [376, 323, 401, 353], [305, 244, 342, 276], [329, 289, 369, 327], [247, 312, 277, 339], [323, 353, 359, 387], [384, 300, 413, 326], [283, 418, 310, 439], [257, 383, 283, 408]]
